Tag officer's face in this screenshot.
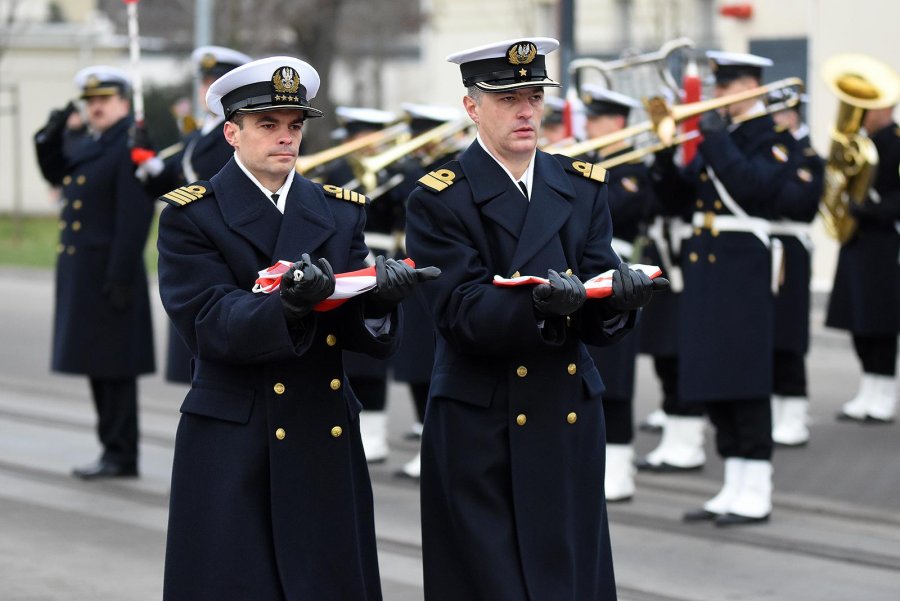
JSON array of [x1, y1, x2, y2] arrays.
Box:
[[714, 76, 759, 119], [85, 94, 130, 134], [465, 87, 544, 161], [585, 114, 625, 140], [224, 109, 305, 188]]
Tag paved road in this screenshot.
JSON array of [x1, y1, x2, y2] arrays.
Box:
[[1, 267, 898, 600]]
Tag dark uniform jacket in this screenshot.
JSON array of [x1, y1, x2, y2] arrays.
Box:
[[144, 121, 236, 383], [772, 130, 824, 353], [406, 141, 636, 601], [157, 158, 399, 600], [653, 115, 794, 402], [585, 146, 656, 402], [34, 116, 155, 378], [826, 121, 900, 335]]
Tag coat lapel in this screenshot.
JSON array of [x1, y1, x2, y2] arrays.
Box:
[[508, 151, 574, 272], [272, 177, 336, 262], [214, 159, 283, 260]]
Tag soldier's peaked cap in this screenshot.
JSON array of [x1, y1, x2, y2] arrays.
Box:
[[74, 65, 131, 99], [580, 84, 641, 117], [446, 37, 561, 91], [192, 46, 252, 79], [206, 56, 323, 119], [707, 51, 773, 85]]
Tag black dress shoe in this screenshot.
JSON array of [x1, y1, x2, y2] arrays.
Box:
[[636, 458, 704, 473], [72, 459, 138, 480], [715, 512, 770, 527], [683, 508, 720, 522]]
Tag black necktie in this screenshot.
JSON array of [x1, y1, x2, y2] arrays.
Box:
[[270, 193, 279, 206], [518, 181, 528, 198]]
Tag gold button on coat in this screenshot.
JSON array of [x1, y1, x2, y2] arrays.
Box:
[[273, 383, 285, 395], [275, 428, 286, 440], [66, 245, 76, 255], [56, 243, 64, 254], [72, 200, 83, 210], [689, 252, 698, 263], [330, 378, 342, 391], [326, 334, 337, 346], [695, 199, 703, 208], [58, 221, 66, 230], [76, 175, 86, 185], [567, 363, 577, 375], [62, 175, 72, 185], [71, 221, 81, 231], [516, 414, 527, 426], [714, 200, 723, 210], [331, 426, 343, 437], [708, 253, 717, 263], [567, 412, 577, 424], [516, 366, 527, 378]]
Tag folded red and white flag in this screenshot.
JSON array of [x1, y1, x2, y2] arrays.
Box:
[[492, 264, 662, 299], [253, 258, 415, 312]]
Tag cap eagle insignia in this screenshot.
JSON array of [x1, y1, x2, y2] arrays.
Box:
[[272, 67, 301, 94], [507, 42, 537, 66]]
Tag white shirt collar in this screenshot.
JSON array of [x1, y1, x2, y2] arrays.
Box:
[[233, 152, 294, 214], [476, 134, 536, 200], [792, 123, 810, 141], [729, 100, 767, 132]]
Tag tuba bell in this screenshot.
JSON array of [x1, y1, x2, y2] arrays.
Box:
[[820, 54, 900, 243]]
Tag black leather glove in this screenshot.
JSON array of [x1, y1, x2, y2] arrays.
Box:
[[103, 282, 132, 313], [36, 102, 77, 144], [128, 123, 156, 166], [698, 109, 729, 135], [532, 269, 586, 317], [605, 263, 670, 313], [280, 253, 335, 326], [366, 255, 441, 317]]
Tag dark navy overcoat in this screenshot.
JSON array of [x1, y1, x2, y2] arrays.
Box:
[[407, 141, 636, 601], [157, 158, 399, 600], [34, 116, 156, 378]]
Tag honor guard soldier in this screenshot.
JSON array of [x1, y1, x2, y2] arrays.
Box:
[[652, 51, 795, 526], [577, 85, 659, 501], [140, 45, 252, 384], [326, 106, 401, 463], [406, 38, 666, 600], [389, 102, 464, 479], [156, 56, 437, 600], [34, 66, 156, 480], [828, 99, 900, 423], [768, 92, 825, 445]]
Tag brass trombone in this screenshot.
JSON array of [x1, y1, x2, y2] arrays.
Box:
[[354, 118, 473, 192], [551, 77, 805, 169], [294, 121, 409, 175]]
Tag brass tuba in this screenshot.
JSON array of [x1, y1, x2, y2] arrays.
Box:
[[820, 54, 900, 243]]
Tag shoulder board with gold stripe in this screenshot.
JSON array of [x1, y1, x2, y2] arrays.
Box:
[[417, 162, 464, 193], [321, 184, 368, 206], [563, 158, 609, 184], [158, 182, 211, 207]]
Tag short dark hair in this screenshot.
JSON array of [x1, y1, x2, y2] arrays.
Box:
[[229, 111, 247, 128]]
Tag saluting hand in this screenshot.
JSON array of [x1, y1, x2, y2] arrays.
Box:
[[532, 269, 586, 317], [280, 253, 335, 325], [366, 255, 441, 317], [605, 263, 669, 313]]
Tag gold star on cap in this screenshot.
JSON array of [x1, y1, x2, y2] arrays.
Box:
[[519, 68, 527, 76]]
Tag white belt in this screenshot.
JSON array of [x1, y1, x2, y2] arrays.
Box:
[[611, 238, 634, 261], [769, 220, 813, 252], [364, 232, 400, 254], [647, 217, 686, 293], [690, 212, 783, 295]]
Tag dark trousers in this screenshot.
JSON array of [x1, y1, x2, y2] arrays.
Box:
[[89, 377, 138, 465], [410, 381, 429, 423], [853, 334, 899, 376], [706, 399, 773, 460], [773, 350, 807, 397], [655, 356, 705, 417], [351, 377, 388, 411], [602, 399, 633, 444]]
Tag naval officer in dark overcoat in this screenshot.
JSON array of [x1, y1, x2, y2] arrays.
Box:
[[139, 45, 252, 384], [34, 66, 156, 480], [156, 55, 437, 600], [406, 37, 665, 600], [652, 51, 798, 526]]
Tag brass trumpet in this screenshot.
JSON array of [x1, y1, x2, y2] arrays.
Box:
[[295, 121, 409, 175], [551, 77, 805, 170], [819, 54, 900, 243]]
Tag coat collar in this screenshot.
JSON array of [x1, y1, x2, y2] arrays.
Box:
[[212, 159, 335, 262], [69, 116, 131, 166], [458, 142, 575, 271]]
